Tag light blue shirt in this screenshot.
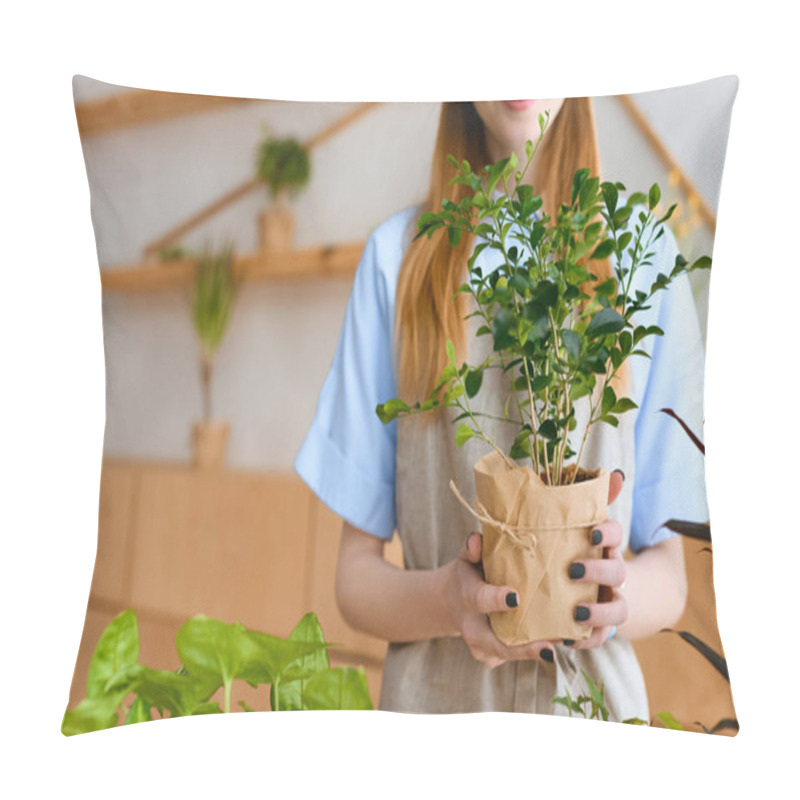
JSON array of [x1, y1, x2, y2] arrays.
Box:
[[294, 203, 709, 552]]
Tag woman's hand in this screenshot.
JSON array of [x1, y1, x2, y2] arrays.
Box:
[[566, 469, 629, 650], [444, 530, 555, 669]]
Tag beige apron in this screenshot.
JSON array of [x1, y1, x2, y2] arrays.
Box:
[[380, 288, 650, 721]]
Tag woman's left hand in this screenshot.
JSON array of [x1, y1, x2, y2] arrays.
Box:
[[566, 469, 628, 649]]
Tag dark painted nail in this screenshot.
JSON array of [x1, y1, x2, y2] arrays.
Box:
[[506, 592, 519, 608], [569, 562, 585, 580], [562, 639, 575, 647], [575, 606, 590, 622], [613, 468, 626, 482], [540, 648, 554, 663], [591, 529, 602, 546]]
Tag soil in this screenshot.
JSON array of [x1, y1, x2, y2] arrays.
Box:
[[544, 464, 602, 486]]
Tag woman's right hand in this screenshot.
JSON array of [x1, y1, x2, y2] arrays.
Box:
[[443, 531, 555, 669]]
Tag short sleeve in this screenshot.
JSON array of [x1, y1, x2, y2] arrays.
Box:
[[629, 225, 709, 553], [293, 231, 398, 540]]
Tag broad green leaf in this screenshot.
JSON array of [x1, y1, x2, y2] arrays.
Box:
[[301, 667, 373, 710], [61, 696, 119, 736], [623, 717, 649, 726], [530, 373, 553, 392], [176, 616, 258, 690], [272, 612, 331, 711], [571, 168, 590, 206], [446, 339, 456, 364], [134, 665, 217, 717], [86, 609, 139, 699], [538, 419, 558, 440], [241, 629, 325, 687], [191, 702, 223, 715], [612, 397, 638, 414], [601, 182, 618, 216]]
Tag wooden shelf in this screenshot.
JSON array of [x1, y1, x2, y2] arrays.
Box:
[[100, 241, 365, 292]]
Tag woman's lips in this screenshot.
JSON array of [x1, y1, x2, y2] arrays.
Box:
[[503, 100, 537, 112]]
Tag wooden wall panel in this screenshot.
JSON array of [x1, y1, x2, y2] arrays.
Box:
[[127, 465, 312, 636], [633, 537, 737, 732], [90, 461, 138, 602]]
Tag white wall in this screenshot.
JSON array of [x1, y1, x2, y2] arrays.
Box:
[[73, 75, 737, 471]]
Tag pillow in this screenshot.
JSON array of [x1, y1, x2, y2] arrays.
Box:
[[64, 74, 738, 735]]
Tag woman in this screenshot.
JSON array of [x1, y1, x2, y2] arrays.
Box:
[[295, 99, 706, 719]]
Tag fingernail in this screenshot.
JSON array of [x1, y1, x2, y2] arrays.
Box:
[[540, 648, 554, 663], [562, 639, 575, 647], [613, 468, 626, 482], [569, 562, 585, 579], [575, 606, 590, 622], [591, 529, 602, 546], [506, 592, 518, 608]]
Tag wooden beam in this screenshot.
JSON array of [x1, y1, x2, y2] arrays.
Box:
[[143, 102, 382, 258], [100, 241, 366, 292], [75, 89, 256, 137], [616, 94, 717, 234]]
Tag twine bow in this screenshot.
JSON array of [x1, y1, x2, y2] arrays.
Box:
[[449, 479, 607, 555]]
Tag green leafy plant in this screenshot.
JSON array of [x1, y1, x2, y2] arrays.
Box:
[[552, 668, 679, 729], [377, 112, 711, 486], [191, 242, 238, 422], [255, 136, 311, 200], [62, 609, 373, 736]]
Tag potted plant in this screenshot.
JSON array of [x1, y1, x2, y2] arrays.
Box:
[[255, 135, 311, 252], [377, 112, 711, 645], [191, 242, 238, 469]]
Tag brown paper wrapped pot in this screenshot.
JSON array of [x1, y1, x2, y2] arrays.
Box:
[[473, 450, 608, 645]]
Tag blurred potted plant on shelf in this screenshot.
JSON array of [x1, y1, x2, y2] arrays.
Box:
[[377, 111, 711, 647], [191, 241, 238, 469], [62, 609, 372, 735], [255, 133, 311, 252]]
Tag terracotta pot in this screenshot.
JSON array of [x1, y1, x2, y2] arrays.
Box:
[[192, 420, 230, 469]]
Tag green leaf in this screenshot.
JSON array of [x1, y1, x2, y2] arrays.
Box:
[[465, 369, 483, 398], [530, 373, 553, 392], [376, 398, 410, 424], [61, 696, 120, 736], [86, 609, 139, 699], [601, 182, 618, 216], [585, 307, 625, 338], [571, 168, 590, 205], [538, 419, 558, 440], [134, 665, 217, 717], [656, 710, 683, 731], [274, 612, 332, 711], [648, 183, 661, 211], [611, 397, 638, 414], [125, 696, 152, 725], [622, 717, 649, 726], [446, 339, 456, 364], [176, 616, 258, 691], [301, 667, 374, 710], [241, 629, 325, 687], [690, 255, 712, 271], [601, 385, 617, 416], [591, 239, 615, 260], [455, 423, 475, 447], [561, 330, 581, 363]]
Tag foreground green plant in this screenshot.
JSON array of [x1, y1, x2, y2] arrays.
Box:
[[62, 610, 372, 736], [377, 112, 711, 486], [552, 668, 681, 729]]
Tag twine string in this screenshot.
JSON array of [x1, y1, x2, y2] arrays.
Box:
[[449, 479, 607, 554]]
